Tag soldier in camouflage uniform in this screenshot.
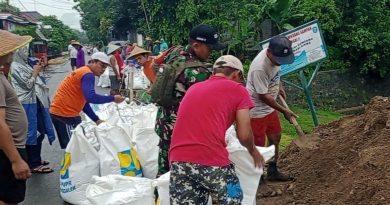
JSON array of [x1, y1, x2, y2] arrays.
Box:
[[155, 24, 225, 175]]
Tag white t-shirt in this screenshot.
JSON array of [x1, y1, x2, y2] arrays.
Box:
[[68, 44, 77, 58], [246, 48, 281, 118]]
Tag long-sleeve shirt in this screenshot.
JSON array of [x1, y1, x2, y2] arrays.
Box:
[[76, 49, 85, 68], [81, 73, 115, 121]]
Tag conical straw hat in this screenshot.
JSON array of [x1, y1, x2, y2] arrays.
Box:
[[127, 46, 151, 59], [106, 44, 121, 55], [0, 30, 33, 57], [71, 41, 83, 47]]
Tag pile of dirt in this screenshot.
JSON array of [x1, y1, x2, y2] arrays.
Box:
[[257, 96, 390, 205]]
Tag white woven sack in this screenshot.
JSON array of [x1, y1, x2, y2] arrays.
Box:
[[86, 175, 154, 205], [60, 124, 100, 205]]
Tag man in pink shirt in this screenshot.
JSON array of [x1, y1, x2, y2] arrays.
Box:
[[169, 55, 264, 204]]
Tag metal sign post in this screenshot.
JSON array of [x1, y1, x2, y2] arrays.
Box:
[[260, 20, 328, 126]]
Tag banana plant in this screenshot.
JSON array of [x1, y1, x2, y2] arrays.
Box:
[[262, 0, 303, 32]]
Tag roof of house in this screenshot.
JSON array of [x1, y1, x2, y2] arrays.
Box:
[[35, 28, 49, 41], [0, 12, 34, 25], [20, 11, 43, 23]]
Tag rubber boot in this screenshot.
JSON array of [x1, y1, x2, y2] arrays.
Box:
[[266, 162, 294, 182]]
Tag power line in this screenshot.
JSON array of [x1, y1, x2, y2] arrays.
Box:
[[22, 1, 75, 10], [16, 0, 28, 10], [45, 0, 74, 5]]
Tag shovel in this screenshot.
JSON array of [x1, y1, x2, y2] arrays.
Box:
[[278, 95, 310, 148]]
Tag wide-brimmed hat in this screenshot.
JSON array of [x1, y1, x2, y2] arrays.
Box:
[[71, 41, 83, 47], [127, 46, 151, 59], [0, 30, 33, 57], [106, 44, 121, 55]]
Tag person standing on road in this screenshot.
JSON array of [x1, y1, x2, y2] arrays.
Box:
[[246, 35, 297, 181], [0, 30, 32, 205], [68, 40, 78, 70], [169, 55, 264, 204], [106, 44, 122, 95], [73, 41, 85, 69], [114, 46, 124, 77], [50, 52, 125, 149], [10, 45, 56, 174], [155, 24, 226, 176]]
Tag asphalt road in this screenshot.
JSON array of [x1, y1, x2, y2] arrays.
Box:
[[21, 55, 109, 205]]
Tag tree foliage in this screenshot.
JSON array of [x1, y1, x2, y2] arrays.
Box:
[[40, 16, 78, 52], [74, 0, 142, 44], [74, 0, 390, 77], [13, 25, 39, 39], [336, 0, 390, 77], [0, 2, 20, 13]]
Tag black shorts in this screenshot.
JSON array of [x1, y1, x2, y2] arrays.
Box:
[[0, 149, 28, 204], [70, 58, 76, 67], [50, 114, 81, 149]]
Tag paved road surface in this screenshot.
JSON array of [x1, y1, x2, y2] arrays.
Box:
[[22, 55, 108, 205]]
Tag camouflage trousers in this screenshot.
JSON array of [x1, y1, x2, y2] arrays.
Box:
[[155, 105, 178, 176], [170, 162, 243, 205]]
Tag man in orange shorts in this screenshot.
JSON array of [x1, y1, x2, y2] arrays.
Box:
[[246, 36, 297, 181]]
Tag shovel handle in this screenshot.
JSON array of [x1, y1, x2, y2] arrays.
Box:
[[278, 95, 306, 138]]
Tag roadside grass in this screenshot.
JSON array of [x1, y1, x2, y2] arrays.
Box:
[[278, 106, 343, 151]]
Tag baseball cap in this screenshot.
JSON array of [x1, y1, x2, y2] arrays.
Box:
[[91, 52, 110, 65], [213, 55, 243, 72], [268, 36, 294, 65], [189, 24, 226, 51]]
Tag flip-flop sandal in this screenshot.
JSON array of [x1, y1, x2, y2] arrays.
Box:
[[41, 160, 50, 166], [31, 165, 54, 174]]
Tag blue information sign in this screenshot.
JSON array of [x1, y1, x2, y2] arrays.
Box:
[[260, 20, 328, 76]]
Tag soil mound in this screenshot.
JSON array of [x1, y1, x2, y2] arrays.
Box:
[[257, 96, 390, 205]]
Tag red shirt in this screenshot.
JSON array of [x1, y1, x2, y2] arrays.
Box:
[[114, 52, 124, 75], [169, 76, 254, 166]]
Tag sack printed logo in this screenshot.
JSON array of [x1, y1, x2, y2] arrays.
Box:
[[118, 149, 142, 176], [60, 152, 71, 179], [60, 152, 76, 193]]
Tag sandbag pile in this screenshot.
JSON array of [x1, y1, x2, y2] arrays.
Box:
[[60, 102, 159, 205]]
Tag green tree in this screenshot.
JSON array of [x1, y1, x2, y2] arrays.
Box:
[[0, 2, 20, 13], [335, 0, 390, 77], [13, 25, 39, 39], [296, 0, 390, 77], [40, 16, 78, 52], [74, 0, 143, 43]]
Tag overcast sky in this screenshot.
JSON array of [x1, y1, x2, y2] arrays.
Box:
[[10, 0, 82, 30]]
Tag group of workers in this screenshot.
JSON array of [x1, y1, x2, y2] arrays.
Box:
[[0, 22, 297, 205]]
